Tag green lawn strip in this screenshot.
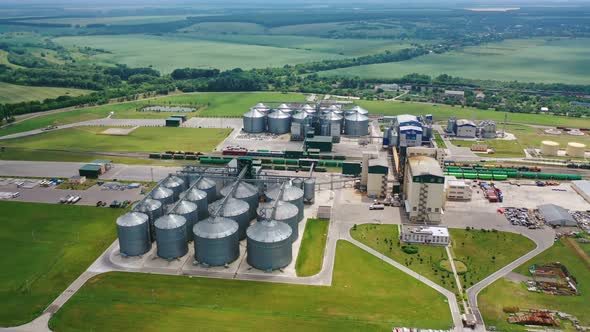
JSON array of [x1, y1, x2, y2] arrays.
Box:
[[0, 201, 123, 326], [0, 82, 92, 104], [434, 132, 447, 149], [479, 239, 590, 331], [350, 224, 453, 291], [49, 241, 452, 331], [448, 229, 536, 290], [295, 219, 329, 277], [1, 127, 231, 153]]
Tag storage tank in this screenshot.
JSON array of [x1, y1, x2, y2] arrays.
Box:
[[292, 178, 303, 189], [133, 198, 163, 241], [567, 142, 586, 158], [117, 212, 151, 256], [246, 220, 293, 271], [162, 176, 186, 201], [541, 140, 560, 156], [184, 187, 209, 221], [344, 112, 369, 136], [220, 181, 259, 219], [322, 112, 343, 136], [193, 216, 240, 266], [291, 111, 310, 125], [303, 178, 316, 204], [257, 200, 299, 241], [266, 184, 304, 222], [173, 200, 199, 242], [345, 105, 368, 115], [253, 103, 270, 114], [151, 186, 174, 206], [243, 108, 266, 133], [154, 214, 188, 260], [267, 110, 291, 134], [194, 177, 218, 203], [209, 198, 251, 240]]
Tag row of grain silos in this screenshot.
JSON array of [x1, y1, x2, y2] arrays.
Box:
[[117, 176, 314, 271]]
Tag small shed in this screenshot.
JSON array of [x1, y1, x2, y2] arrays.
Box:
[[170, 114, 187, 122], [305, 136, 333, 152], [166, 118, 182, 127], [69, 175, 86, 184], [79, 164, 102, 179], [538, 204, 576, 227]]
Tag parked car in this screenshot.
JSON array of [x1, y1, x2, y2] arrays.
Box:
[[369, 203, 385, 210]]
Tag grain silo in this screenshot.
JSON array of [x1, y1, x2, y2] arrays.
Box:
[[266, 184, 304, 222], [303, 178, 316, 204], [567, 142, 586, 158], [154, 214, 188, 260], [292, 178, 303, 189], [267, 110, 291, 134], [220, 181, 259, 219], [184, 187, 209, 221], [193, 216, 240, 266], [194, 177, 218, 203], [322, 112, 343, 136], [117, 212, 151, 256], [345, 105, 368, 116], [134, 198, 163, 241], [162, 176, 186, 201], [257, 200, 299, 241], [253, 103, 270, 114], [246, 220, 293, 271], [151, 186, 174, 206], [541, 141, 560, 156], [173, 200, 199, 242], [344, 112, 369, 136], [243, 108, 266, 133], [209, 198, 251, 240]]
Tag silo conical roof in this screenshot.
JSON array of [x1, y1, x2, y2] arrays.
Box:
[[174, 200, 197, 214], [152, 186, 173, 200], [155, 214, 186, 229], [194, 216, 239, 238], [266, 184, 304, 202], [345, 112, 369, 121], [247, 220, 292, 243], [209, 197, 249, 217], [347, 105, 368, 114], [134, 198, 161, 212], [220, 181, 257, 198], [117, 212, 149, 227], [268, 110, 290, 119], [257, 201, 298, 221], [195, 177, 216, 190], [185, 188, 207, 201], [244, 109, 266, 118]]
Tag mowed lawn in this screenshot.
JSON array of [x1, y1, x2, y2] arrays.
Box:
[[321, 38, 590, 85], [2, 127, 231, 153], [49, 241, 453, 331], [54, 34, 347, 73], [0, 201, 123, 326], [296, 219, 329, 277], [479, 239, 590, 331], [0, 92, 305, 137], [0, 82, 91, 104]]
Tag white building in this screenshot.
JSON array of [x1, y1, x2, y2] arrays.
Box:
[[455, 119, 477, 138], [401, 226, 450, 245], [572, 180, 590, 203], [446, 179, 472, 200], [367, 158, 389, 198], [403, 155, 445, 223], [444, 90, 465, 98]]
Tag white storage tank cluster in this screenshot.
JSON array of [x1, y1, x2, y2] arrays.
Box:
[[541, 140, 560, 156], [567, 142, 586, 158], [117, 212, 151, 256]]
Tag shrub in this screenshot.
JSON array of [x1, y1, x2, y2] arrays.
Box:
[[401, 245, 419, 254], [503, 306, 520, 313]]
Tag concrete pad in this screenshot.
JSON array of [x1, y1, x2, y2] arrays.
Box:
[[100, 127, 138, 136]]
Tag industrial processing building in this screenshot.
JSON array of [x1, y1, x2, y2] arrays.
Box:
[[446, 117, 497, 139], [403, 155, 445, 224]]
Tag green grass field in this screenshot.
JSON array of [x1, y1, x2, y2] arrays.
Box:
[[49, 241, 452, 331], [0, 82, 91, 104], [320, 38, 590, 84], [20, 15, 189, 26], [2, 127, 231, 153], [54, 34, 347, 73], [295, 219, 329, 277], [0, 201, 123, 326], [479, 239, 590, 331]]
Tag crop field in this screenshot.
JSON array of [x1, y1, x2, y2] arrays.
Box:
[[295, 219, 329, 277], [2, 127, 231, 153], [0, 92, 305, 137], [18, 15, 189, 26], [451, 124, 590, 158], [351, 225, 535, 292], [0, 201, 123, 326], [321, 38, 590, 84], [53, 34, 347, 73], [49, 241, 452, 331], [0, 82, 91, 104], [479, 239, 590, 331]]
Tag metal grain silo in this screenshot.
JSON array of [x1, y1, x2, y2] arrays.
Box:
[[173, 200, 199, 242], [292, 178, 303, 189], [253, 103, 270, 114], [322, 112, 342, 136], [154, 214, 188, 260], [266, 184, 304, 222], [209, 198, 251, 240], [151, 186, 174, 206], [194, 177, 218, 203], [304, 178, 316, 204], [117, 212, 151, 256], [184, 188, 209, 221], [301, 104, 315, 113], [246, 220, 293, 271], [344, 112, 369, 136], [243, 108, 266, 133], [345, 105, 368, 116], [220, 181, 259, 219], [162, 176, 186, 201], [134, 198, 163, 241], [193, 216, 240, 266], [267, 110, 291, 134], [257, 200, 299, 241], [291, 111, 309, 124]]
